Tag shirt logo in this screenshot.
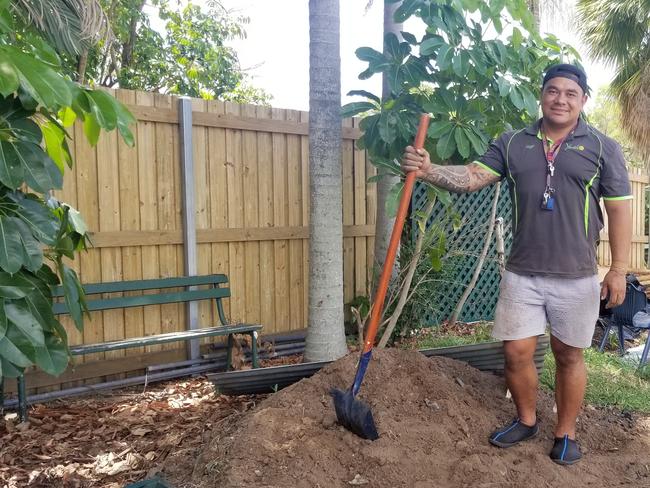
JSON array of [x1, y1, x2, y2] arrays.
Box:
[[565, 143, 585, 151], [525, 144, 535, 149]]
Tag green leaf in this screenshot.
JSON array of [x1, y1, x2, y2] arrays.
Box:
[[14, 141, 63, 192], [42, 121, 71, 172], [112, 98, 136, 147], [83, 113, 101, 146], [465, 127, 488, 155], [378, 112, 398, 144], [61, 264, 85, 331], [59, 107, 77, 127], [346, 90, 381, 104], [0, 59, 18, 97], [436, 44, 454, 70], [519, 85, 539, 117], [356, 47, 386, 65], [340, 102, 376, 118], [84, 90, 118, 131], [12, 194, 58, 246], [5, 300, 45, 346], [34, 333, 69, 375], [0, 298, 6, 339], [401, 31, 418, 45], [511, 27, 523, 49], [63, 205, 88, 235], [419, 35, 445, 56], [3, 46, 72, 108], [0, 271, 36, 299], [0, 356, 24, 378], [394, 0, 421, 22], [436, 129, 457, 160], [0, 217, 24, 273], [0, 141, 24, 188], [509, 86, 525, 110], [0, 332, 33, 368], [14, 217, 43, 272], [497, 77, 511, 97], [454, 127, 471, 159], [428, 121, 454, 138]]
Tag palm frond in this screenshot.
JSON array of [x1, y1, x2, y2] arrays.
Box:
[[619, 63, 650, 161], [12, 0, 110, 55]]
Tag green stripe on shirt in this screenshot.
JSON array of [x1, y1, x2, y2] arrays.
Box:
[[603, 195, 634, 201], [473, 161, 501, 177]]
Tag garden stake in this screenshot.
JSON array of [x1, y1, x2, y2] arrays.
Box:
[[331, 113, 430, 440]]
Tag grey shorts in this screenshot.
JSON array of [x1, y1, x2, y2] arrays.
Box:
[[492, 270, 601, 349]]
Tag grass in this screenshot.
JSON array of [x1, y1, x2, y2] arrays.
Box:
[[540, 348, 650, 413], [411, 323, 650, 413]]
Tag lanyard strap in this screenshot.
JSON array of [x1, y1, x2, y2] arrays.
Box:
[[542, 133, 565, 192]]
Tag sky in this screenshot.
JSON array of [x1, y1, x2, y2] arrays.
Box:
[[190, 0, 614, 112]]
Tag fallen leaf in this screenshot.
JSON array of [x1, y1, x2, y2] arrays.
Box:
[[348, 474, 369, 485]]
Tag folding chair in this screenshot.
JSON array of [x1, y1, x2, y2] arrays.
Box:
[[598, 281, 647, 356], [632, 305, 650, 367]]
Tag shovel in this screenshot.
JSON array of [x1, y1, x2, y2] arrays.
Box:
[[331, 114, 430, 440]]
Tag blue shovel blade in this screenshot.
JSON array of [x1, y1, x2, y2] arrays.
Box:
[[330, 387, 379, 440]]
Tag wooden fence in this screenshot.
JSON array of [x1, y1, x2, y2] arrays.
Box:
[[15, 89, 377, 393], [597, 166, 648, 270]]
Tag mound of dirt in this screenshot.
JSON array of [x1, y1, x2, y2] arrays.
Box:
[[184, 349, 650, 488]]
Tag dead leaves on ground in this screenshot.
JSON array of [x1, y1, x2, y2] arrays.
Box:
[[0, 379, 261, 487]]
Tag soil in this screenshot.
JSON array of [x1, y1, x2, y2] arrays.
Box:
[[182, 349, 650, 488], [2, 349, 649, 488]]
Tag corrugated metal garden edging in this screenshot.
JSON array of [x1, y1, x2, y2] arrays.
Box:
[[209, 336, 550, 395]]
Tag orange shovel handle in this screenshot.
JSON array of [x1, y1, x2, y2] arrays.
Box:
[[362, 114, 430, 353]]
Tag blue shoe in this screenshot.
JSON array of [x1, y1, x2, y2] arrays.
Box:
[[550, 434, 582, 465], [489, 418, 539, 448]]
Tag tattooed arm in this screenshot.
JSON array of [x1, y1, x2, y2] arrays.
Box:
[[401, 145, 500, 193]]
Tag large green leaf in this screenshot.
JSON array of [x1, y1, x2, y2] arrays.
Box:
[[13, 141, 63, 192], [0, 356, 24, 378], [0, 216, 24, 273], [0, 333, 33, 368], [454, 127, 471, 159], [355, 47, 387, 65], [42, 120, 71, 172], [83, 113, 101, 146], [436, 129, 457, 160], [394, 0, 422, 22], [509, 85, 525, 110], [436, 44, 454, 70], [60, 264, 85, 331], [84, 90, 118, 131], [3, 46, 72, 108], [0, 271, 35, 299], [341, 102, 376, 118], [12, 193, 59, 245], [419, 35, 445, 56], [14, 217, 43, 272], [5, 300, 45, 346], [0, 140, 24, 188], [35, 333, 69, 375], [0, 298, 6, 339], [0, 59, 19, 97]]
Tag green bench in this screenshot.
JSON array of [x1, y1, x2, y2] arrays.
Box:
[[9, 274, 262, 421]]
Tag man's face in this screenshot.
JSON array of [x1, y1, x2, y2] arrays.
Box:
[[540, 77, 587, 128]]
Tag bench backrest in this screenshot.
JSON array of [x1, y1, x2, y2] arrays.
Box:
[[52, 274, 231, 325]]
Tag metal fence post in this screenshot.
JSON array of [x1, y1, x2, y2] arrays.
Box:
[[179, 96, 199, 361]]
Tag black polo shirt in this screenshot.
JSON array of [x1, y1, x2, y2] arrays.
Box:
[[476, 118, 632, 278]]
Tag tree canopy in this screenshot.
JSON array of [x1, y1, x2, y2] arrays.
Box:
[[70, 0, 271, 103]]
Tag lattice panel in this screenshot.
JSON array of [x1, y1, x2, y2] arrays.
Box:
[[410, 182, 513, 325]]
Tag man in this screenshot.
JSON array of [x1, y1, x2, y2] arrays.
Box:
[[401, 63, 632, 465]]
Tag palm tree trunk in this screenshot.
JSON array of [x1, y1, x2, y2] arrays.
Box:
[[304, 0, 348, 362], [373, 1, 403, 287]]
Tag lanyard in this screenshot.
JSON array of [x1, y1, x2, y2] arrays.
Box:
[[540, 132, 567, 210]]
